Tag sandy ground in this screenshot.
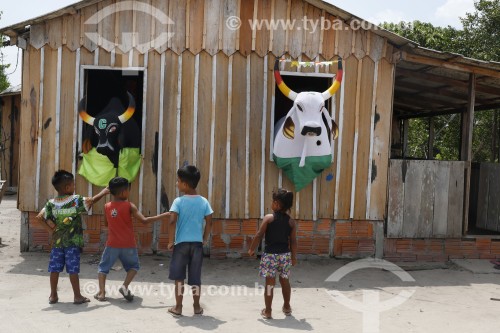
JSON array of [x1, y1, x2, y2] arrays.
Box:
[[1, 195, 500, 333]]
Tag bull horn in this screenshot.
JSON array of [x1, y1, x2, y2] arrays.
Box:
[[118, 92, 136, 124], [78, 96, 95, 126], [321, 58, 343, 101], [274, 57, 297, 101]]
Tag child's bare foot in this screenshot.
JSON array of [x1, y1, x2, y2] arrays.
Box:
[[73, 296, 90, 304], [194, 303, 204, 315], [282, 305, 292, 316], [261, 308, 272, 319], [48, 294, 58, 304], [119, 285, 134, 302], [168, 306, 182, 317], [93, 292, 107, 302]]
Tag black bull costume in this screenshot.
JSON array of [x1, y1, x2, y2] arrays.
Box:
[[78, 92, 142, 186]]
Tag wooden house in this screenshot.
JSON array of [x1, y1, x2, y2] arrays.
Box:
[[1, 0, 500, 261], [0, 85, 21, 191]]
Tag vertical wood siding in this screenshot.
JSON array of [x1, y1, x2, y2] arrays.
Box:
[[18, 0, 394, 234]]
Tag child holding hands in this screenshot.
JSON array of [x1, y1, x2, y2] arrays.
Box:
[[94, 177, 170, 302], [167, 165, 213, 317], [248, 188, 297, 319], [36, 170, 109, 304]]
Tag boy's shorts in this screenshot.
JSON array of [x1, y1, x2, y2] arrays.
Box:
[[98, 247, 140, 274], [48, 246, 81, 274], [259, 252, 292, 279], [169, 242, 203, 286]]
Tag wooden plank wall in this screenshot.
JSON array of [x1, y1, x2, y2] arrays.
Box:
[[387, 160, 465, 238], [475, 163, 500, 232], [0, 94, 21, 187], [18, 0, 395, 227]]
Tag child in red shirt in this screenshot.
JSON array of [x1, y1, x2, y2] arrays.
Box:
[[94, 177, 170, 302]]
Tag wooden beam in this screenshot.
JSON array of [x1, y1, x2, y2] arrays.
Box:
[[397, 68, 500, 96], [460, 74, 476, 237], [394, 93, 458, 110], [398, 109, 463, 120], [395, 80, 491, 104], [428, 117, 434, 160], [395, 91, 464, 109], [491, 110, 498, 162], [397, 102, 500, 120], [403, 119, 409, 158], [461, 73, 476, 161], [400, 51, 500, 79]]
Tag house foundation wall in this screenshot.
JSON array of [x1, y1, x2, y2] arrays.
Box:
[[27, 212, 499, 262]]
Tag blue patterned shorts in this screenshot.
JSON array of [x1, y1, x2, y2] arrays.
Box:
[[259, 252, 292, 279], [48, 246, 81, 274]]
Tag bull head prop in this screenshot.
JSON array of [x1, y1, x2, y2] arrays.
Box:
[[77, 92, 142, 187], [273, 57, 343, 191]]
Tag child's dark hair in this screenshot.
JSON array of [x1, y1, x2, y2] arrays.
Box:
[[177, 165, 201, 189], [51, 170, 74, 192], [109, 177, 130, 195], [272, 188, 293, 212]]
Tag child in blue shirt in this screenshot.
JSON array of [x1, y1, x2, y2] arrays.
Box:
[[167, 165, 213, 317]]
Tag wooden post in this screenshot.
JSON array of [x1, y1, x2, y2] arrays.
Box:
[[20, 212, 29, 252], [492, 110, 498, 162], [461, 73, 476, 235], [403, 119, 409, 159], [9, 96, 16, 186], [461, 74, 476, 161], [428, 117, 435, 160]]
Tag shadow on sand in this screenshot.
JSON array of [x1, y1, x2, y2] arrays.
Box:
[[258, 315, 313, 331]]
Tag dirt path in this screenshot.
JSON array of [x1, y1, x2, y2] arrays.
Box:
[[1, 195, 500, 333]]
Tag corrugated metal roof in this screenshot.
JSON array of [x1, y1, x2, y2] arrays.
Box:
[[0, 0, 100, 36], [403, 45, 500, 73], [0, 84, 21, 97]]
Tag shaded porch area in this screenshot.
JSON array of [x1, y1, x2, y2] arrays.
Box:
[[389, 46, 500, 238]]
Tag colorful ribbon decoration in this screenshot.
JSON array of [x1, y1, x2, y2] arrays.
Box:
[[279, 58, 340, 68]]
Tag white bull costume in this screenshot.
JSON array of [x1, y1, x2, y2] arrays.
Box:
[[273, 57, 343, 191]]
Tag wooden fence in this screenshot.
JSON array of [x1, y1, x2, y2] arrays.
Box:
[[388, 159, 465, 238], [474, 163, 500, 232]]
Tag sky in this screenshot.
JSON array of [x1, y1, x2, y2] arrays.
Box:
[[0, 0, 476, 87]]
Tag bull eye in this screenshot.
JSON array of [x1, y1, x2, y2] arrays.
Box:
[[296, 104, 304, 112], [109, 126, 117, 133], [94, 127, 99, 135]]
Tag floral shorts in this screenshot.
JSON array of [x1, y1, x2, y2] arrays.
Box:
[[259, 252, 292, 279]]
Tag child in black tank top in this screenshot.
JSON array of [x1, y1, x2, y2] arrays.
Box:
[[248, 188, 297, 319]]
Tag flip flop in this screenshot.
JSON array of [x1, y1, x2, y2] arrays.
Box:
[[119, 286, 134, 302], [73, 297, 90, 305], [261, 308, 272, 320], [282, 306, 292, 316], [93, 293, 107, 302], [194, 308, 204, 316], [168, 307, 182, 318], [48, 297, 58, 304]]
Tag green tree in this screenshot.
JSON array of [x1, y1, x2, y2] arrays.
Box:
[[461, 0, 500, 61], [383, 0, 500, 162], [381, 21, 462, 53]]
